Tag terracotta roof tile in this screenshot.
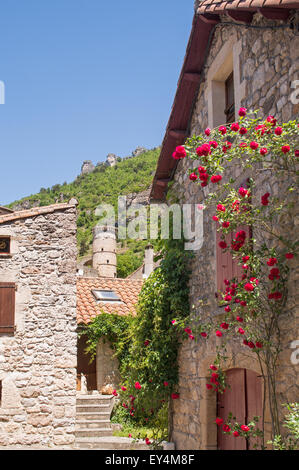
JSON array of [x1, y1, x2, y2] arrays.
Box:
[[196, 0, 299, 12], [0, 201, 78, 224], [77, 277, 144, 325]]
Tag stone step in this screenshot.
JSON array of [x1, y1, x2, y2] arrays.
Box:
[[76, 411, 111, 421], [75, 428, 113, 438], [76, 420, 111, 430], [74, 436, 149, 450], [76, 404, 112, 413], [76, 396, 114, 406]]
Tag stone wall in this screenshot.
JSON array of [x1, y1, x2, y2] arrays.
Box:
[[169, 13, 299, 450], [0, 206, 77, 447]]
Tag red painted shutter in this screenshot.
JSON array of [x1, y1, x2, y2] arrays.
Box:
[[217, 369, 247, 450], [216, 225, 251, 293], [217, 368, 263, 450], [246, 369, 263, 450], [0, 283, 15, 334]]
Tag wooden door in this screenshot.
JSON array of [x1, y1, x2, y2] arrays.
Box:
[[217, 368, 262, 450], [77, 335, 97, 391]]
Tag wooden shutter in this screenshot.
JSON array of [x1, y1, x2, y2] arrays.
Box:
[[225, 72, 235, 123], [0, 283, 16, 334], [217, 368, 263, 450], [216, 225, 251, 293]]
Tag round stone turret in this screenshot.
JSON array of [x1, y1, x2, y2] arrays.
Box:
[[92, 225, 117, 278]]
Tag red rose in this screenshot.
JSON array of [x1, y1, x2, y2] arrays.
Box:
[[240, 300, 247, 306], [241, 425, 249, 432], [219, 241, 227, 249], [224, 306, 231, 313], [172, 146, 186, 160], [243, 255, 250, 262], [261, 192, 270, 206], [215, 418, 224, 426], [121, 386, 127, 391], [144, 340, 150, 346], [238, 186, 248, 198], [212, 215, 219, 222], [256, 342, 263, 348], [112, 390, 118, 397], [222, 221, 230, 228], [135, 382, 142, 390], [266, 115, 277, 126], [260, 147, 268, 155], [209, 140, 218, 148], [275, 127, 283, 135], [238, 328, 245, 335], [233, 431, 240, 437], [189, 334, 195, 340], [224, 294, 232, 302], [231, 122, 240, 132], [217, 204, 226, 212], [239, 127, 248, 135], [285, 253, 294, 259], [171, 393, 180, 399], [239, 142, 248, 148], [236, 316, 243, 323], [221, 322, 229, 330], [281, 145, 290, 154], [205, 128, 211, 136], [163, 381, 169, 386], [189, 172, 198, 181], [201, 332, 207, 338], [216, 330, 223, 337], [238, 107, 247, 117], [223, 424, 231, 432], [184, 327, 192, 335], [248, 342, 255, 349], [267, 257, 277, 266], [295, 150, 299, 157], [211, 174, 222, 183], [244, 282, 254, 292], [250, 141, 259, 150], [210, 365, 217, 371], [201, 143, 211, 156], [219, 126, 227, 135], [206, 384, 213, 390]]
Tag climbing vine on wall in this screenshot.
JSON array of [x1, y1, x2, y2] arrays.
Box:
[[82, 236, 193, 446]]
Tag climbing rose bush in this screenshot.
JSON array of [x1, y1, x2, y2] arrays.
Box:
[[171, 109, 298, 445]]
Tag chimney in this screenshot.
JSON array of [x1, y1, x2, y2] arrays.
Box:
[[92, 225, 117, 278], [143, 244, 154, 278]]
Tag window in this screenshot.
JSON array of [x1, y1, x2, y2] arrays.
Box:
[[0, 237, 10, 254], [225, 73, 235, 123], [0, 283, 16, 334], [91, 289, 121, 302]]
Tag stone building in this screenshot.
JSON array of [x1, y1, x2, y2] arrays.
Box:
[[151, 1, 299, 450], [0, 201, 78, 447], [76, 224, 145, 394]]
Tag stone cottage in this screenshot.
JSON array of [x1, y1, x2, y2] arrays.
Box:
[[76, 224, 146, 394], [0, 201, 78, 447], [151, 1, 299, 450]]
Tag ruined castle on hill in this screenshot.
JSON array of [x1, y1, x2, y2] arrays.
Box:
[[80, 146, 148, 176]]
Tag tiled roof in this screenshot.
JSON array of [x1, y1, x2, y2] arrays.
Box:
[[77, 277, 144, 324], [0, 200, 78, 224], [196, 0, 299, 13]]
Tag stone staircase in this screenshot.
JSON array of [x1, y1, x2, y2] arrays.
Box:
[[74, 393, 148, 450]]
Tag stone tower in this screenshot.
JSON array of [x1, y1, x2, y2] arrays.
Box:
[[92, 225, 117, 278]]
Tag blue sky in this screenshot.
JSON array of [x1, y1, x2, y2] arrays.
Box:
[[0, 1, 194, 205]]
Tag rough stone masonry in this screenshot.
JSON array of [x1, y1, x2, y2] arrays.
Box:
[[0, 202, 77, 447]]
